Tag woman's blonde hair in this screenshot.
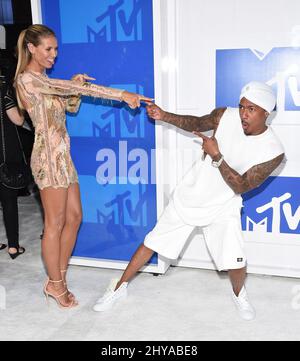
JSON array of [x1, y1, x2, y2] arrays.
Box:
[[14, 24, 55, 109]]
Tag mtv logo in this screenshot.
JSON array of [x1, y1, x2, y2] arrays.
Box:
[[60, 0, 144, 44], [99, 106, 145, 139], [67, 101, 117, 138], [88, 0, 143, 43], [95, 183, 147, 227], [242, 177, 300, 235], [216, 47, 300, 123], [246, 216, 268, 232], [79, 176, 145, 227], [94, 84, 145, 138], [67, 84, 145, 138]]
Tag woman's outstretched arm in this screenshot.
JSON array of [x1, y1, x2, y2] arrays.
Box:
[[18, 71, 152, 109]]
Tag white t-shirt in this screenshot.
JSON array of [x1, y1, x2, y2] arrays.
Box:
[[172, 107, 284, 226]]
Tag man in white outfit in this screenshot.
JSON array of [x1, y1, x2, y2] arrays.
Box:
[[93, 81, 285, 321]]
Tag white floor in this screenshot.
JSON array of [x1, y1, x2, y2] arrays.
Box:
[[0, 194, 300, 341]]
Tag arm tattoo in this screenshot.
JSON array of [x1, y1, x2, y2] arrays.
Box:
[[218, 153, 284, 194], [162, 107, 226, 132]]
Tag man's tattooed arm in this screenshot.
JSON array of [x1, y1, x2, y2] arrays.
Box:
[[218, 153, 285, 194], [162, 107, 226, 132]]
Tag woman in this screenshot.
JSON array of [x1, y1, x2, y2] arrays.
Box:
[[0, 81, 26, 259], [14, 24, 151, 309]]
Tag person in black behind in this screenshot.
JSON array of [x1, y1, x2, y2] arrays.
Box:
[[0, 76, 26, 259], [16, 113, 34, 197]]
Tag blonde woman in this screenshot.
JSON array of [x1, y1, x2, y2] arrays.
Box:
[[15, 24, 151, 308]]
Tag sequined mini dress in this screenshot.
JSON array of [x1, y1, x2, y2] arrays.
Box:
[[16, 71, 124, 190]]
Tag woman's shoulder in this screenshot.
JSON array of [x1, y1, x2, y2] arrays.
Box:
[[17, 70, 43, 82], [16, 71, 31, 84], [17, 71, 45, 92]]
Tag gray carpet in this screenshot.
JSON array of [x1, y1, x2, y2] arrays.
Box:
[[0, 194, 300, 341]]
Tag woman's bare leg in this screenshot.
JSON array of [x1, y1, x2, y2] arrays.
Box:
[[39, 187, 71, 305], [59, 183, 82, 272]]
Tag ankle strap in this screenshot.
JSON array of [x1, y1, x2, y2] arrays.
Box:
[[48, 279, 64, 283], [60, 270, 67, 273]]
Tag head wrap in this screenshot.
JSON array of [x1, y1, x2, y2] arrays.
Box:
[[239, 81, 276, 113]]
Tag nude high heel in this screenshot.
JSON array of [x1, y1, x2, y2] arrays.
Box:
[[43, 278, 77, 309], [60, 269, 77, 303]]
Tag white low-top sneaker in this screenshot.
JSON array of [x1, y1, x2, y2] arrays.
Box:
[[93, 278, 128, 312], [232, 286, 256, 321]]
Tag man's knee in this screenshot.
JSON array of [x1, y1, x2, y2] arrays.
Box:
[[140, 243, 154, 256]]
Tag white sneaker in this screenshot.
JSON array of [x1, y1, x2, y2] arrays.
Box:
[[231, 286, 256, 321], [93, 278, 128, 312]]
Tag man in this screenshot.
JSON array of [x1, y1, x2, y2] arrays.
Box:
[[93, 81, 284, 320]]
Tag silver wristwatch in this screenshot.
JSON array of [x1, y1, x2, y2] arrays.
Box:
[[211, 154, 224, 168]]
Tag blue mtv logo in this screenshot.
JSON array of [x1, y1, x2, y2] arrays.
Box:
[[241, 177, 300, 235], [94, 107, 145, 138], [67, 84, 146, 138], [97, 184, 147, 227], [94, 84, 146, 138], [89, 0, 142, 42], [216, 47, 300, 116], [79, 176, 147, 227], [60, 0, 143, 43]]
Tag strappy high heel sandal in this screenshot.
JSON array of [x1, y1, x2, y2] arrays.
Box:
[[60, 270, 77, 303], [43, 278, 77, 309]]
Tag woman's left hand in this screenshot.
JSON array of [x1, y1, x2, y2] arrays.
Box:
[[71, 73, 96, 83], [122, 91, 153, 109]]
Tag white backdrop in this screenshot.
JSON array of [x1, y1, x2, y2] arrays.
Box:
[[154, 0, 300, 278]]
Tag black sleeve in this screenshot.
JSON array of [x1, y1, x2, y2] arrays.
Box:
[[4, 87, 17, 111]]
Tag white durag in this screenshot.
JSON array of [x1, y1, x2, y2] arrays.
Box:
[[239, 81, 276, 113]]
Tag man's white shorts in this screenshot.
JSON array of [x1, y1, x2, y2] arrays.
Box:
[[144, 199, 246, 271]]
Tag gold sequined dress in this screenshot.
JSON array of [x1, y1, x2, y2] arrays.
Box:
[[16, 70, 124, 190]]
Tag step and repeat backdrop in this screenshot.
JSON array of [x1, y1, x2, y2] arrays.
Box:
[[38, 0, 300, 277], [172, 0, 300, 277], [40, 0, 160, 268], [216, 48, 300, 237]]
